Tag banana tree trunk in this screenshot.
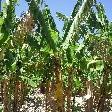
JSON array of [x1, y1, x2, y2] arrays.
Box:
[[2, 79, 10, 112], [85, 80, 93, 112], [97, 65, 110, 112], [45, 80, 51, 111], [67, 66, 73, 112], [13, 80, 19, 112], [53, 57, 64, 112]]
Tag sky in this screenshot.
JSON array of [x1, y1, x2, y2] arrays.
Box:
[[15, 0, 112, 32]]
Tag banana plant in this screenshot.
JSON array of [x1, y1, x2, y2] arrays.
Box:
[[0, 0, 112, 111]]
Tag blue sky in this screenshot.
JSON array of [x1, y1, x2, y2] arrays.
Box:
[[15, 0, 112, 31]]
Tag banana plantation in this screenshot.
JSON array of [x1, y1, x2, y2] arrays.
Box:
[[0, 0, 112, 111]]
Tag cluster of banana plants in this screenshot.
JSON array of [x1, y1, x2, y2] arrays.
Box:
[[0, 0, 112, 111]]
